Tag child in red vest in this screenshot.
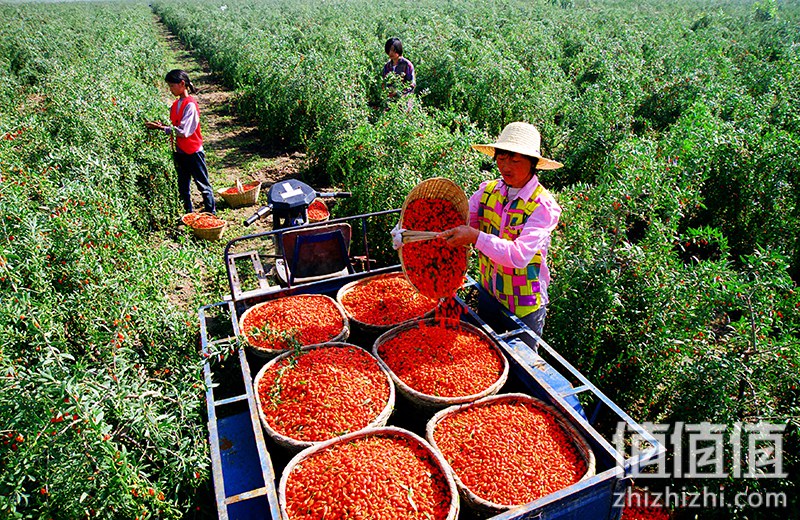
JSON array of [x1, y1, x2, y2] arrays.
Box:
[[145, 69, 216, 215]]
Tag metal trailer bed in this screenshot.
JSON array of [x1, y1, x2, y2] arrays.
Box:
[[198, 211, 663, 520]]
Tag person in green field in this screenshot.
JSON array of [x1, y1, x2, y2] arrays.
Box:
[[145, 69, 216, 215], [440, 122, 563, 340], [382, 37, 416, 98]]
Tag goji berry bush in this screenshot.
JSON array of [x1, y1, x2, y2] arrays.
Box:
[[0, 3, 225, 518]]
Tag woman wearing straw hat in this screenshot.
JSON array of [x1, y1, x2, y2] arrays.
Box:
[[440, 122, 562, 340]]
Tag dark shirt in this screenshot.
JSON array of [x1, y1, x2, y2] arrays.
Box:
[[382, 56, 416, 94]]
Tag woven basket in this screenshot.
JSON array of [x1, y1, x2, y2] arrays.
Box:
[[372, 318, 509, 411], [307, 198, 330, 223], [335, 272, 438, 334], [253, 342, 395, 452], [181, 212, 226, 241], [217, 181, 261, 208], [238, 294, 350, 358], [278, 427, 460, 520], [398, 178, 469, 299], [399, 177, 469, 222], [426, 393, 596, 516]]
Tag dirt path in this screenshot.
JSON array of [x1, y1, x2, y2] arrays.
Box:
[[154, 17, 304, 233]]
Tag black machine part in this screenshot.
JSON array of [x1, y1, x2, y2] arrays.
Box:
[[243, 179, 351, 227], [267, 179, 317, 212]]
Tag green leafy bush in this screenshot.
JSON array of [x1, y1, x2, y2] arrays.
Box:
[[0, 3, 223, 518]]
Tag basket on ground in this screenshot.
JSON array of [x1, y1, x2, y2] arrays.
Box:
[[426, 393, 596, 515], [336, 272, 438, 334], [238, 294, 349, 357], [398, 177, 469, 299], [217, 180, 261, 208], [253, 342, 395, 452], [373, 318, 508, 410], [181, 212, 226, 241], [279, 427, 459, 520], [307, 198, 330, 222]]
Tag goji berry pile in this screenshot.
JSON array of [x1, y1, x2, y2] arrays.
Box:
[[340, 273, 437, 326], [222, 181, 260, 195], [621, 504, 671, 520], [433, 399, 587, 505], [258, 346, 390, 442], [620, 490, 671, 520], [183, 213, 225, 229], [401, 198, 467, 299], [241, 295, 344, 351], [284, 432, 452, 520], [377, 320, 503, 397], [307, 199, 330, 221]]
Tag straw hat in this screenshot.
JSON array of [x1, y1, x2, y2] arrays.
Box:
[[471, 122, 563, 170]]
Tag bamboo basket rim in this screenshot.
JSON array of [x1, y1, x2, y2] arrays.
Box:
[[335, 272, 438, 333], [425, 392, 597, 514], [399, 177, 469, 225], [252, 342, 396, 452], [278, 426, 460, 520], [372, 317, 509, 410], [238, 294, 350, 358], [398, 177, 469, 299]]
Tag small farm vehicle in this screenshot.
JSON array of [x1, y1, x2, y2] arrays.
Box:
[[198, 185, 663, 519]]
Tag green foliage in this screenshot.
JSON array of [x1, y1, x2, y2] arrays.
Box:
[[2, 0, 799, 517], [0, 3, 223, 518], [148, 2, 800, 514]]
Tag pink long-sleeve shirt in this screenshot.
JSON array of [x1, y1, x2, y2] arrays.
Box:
[[469, 175, 562, 305]]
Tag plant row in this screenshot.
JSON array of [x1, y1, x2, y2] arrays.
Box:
[[151, 0, 799, 515], [0, 2, 224, 518]]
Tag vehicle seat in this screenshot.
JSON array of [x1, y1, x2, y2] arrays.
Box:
[[275, 223, 354, 286]]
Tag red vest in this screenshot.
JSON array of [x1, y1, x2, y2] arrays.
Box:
[[170, 96, 203, 154]]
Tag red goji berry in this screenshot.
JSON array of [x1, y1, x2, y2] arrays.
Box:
[[377, 320, 503, 397], [241, 295, 344, 351], [257, 346, 390, 442], [284, 432, 452, 520], [340, 273, 437, 326], [433, 397, 587, 505]]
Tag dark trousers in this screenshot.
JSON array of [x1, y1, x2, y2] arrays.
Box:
[[477, 289, 547, 350], [173, 150, 216, 214]]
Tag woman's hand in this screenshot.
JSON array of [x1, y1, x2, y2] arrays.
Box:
[[439, 225, 479, 247], [144, 121, 166, 130]]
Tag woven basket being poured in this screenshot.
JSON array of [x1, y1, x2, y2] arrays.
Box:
[[400, 177, 469, 221], [398, 178, 469, 299]]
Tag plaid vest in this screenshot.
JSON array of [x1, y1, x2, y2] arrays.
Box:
[[477, 180, 545, 316]]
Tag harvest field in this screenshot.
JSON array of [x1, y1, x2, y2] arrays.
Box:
[[1, 0, 799, 518]]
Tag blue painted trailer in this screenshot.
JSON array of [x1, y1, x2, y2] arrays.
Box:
[[199, 211, 664, 520]]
